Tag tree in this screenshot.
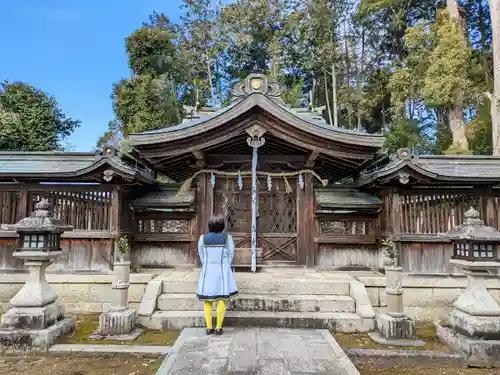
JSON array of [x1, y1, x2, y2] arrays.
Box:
[[489, 0, 500, 154], [0, 82, 80, 151], [98, 15, 184, 149]]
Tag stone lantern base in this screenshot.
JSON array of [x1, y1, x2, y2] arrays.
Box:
[[436, 283, 500, 367], [0, 301, 76, 352]]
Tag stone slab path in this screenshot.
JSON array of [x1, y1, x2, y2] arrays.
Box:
[[156, 327, 359, 375]]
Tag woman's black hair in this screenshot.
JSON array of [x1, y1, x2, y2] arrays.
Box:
[[208, 214, 226, 233]]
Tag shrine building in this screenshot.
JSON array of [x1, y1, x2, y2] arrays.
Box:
[[2, 73, 500, 275]]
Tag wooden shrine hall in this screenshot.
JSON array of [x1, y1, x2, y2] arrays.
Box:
[[3, 73, 500, 274]]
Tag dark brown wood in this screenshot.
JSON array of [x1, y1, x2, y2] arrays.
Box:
[[206, 154, 307, 165], [306, 151, 320, 168]]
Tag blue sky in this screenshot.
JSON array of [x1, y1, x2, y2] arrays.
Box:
[[0, 0, 189, 151]]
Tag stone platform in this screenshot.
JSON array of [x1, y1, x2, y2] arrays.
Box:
[[156, 327, 360, 375], [139, 269, 376, 333]]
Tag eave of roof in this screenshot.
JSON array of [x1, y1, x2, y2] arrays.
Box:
[[131, 185, 194, 208], [0, 151, 157, 184], [355, 151, 500, 186], [315, 187, 382, 209], [129, 93, 384, 149]]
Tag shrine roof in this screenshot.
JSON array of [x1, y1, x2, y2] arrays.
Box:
[[129, 74, 384, 149], [315, 187, 382, 211], [0, 149, 156, 184], [131, 184, 195, 209], [356, 149, 500, 186]]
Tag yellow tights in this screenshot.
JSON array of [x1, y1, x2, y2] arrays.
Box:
[[203, 299, 226, 329]]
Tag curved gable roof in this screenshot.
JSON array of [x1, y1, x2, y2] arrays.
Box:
[[129, 75, 384, 150]]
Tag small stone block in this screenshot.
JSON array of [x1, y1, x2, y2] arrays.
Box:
[[436, 323, 500, 368], [0, 302, 64, 330], [97, 309, 137, 336], [376, 313, 415, 340], [368, 331, 425, 347], [89, 328, 143, 341]]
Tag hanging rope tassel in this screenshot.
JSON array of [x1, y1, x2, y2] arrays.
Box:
[[282, 173, 292, 194]]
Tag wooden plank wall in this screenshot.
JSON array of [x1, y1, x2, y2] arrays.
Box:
[[0, 231, 114, 272], [131, 212, 196, 268], [314, 214, 380, 269], [0, 184, 116, 272]]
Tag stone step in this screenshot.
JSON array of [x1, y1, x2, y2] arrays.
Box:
[[138, 310, 372, 333], [161, 278, 350, 296], [157, 293, 356, 313]]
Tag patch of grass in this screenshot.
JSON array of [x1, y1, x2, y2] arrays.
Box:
[[333, 322, 451, 352], [58, 314, 179, 346]]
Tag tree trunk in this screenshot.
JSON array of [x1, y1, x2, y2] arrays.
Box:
[[331, 63, 339, 127], [449, 103, 468, 151], [446, 0, 469, 152], [206, 58, 215, 107], [356, 27, 365, 131], [324, 70, 333, 126], [446, 0, 460, 20], [489, 0, 500, 155]]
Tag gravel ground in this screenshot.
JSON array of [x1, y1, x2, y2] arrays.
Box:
[[351, 356, 500, 375], [0, 354, 164, 375]]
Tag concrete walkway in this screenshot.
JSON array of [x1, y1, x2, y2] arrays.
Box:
[[156, 327, 359, 375]]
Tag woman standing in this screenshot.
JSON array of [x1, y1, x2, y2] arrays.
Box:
[[196, 214, 238, 335]]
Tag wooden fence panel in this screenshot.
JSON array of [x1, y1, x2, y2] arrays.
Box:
[[400, 191, 486, 234], [29, 189, 112, 230]]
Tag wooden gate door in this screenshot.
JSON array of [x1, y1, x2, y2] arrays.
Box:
[[213, 176, 298, 266], [213, 178, 252, 264], [257, 177, 298, 265]]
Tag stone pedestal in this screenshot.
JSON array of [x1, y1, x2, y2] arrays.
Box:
[[370, 266, 422, 346], [437, 262, 500, 366], [0, 258, 76, 351], [92, 261, 142, 340]]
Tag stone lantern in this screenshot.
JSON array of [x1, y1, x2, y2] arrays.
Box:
[[0, 199, 76, 350], [437, 207, 500, 367]]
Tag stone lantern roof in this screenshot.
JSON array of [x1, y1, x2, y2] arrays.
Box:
[[446, 207, 500, 242], [8, 199, 74, 233]]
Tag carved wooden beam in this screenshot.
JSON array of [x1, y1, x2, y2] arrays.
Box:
[[192, 150, 205, 167], [206, 154, 307, 165], [306, 151, 320, 168]]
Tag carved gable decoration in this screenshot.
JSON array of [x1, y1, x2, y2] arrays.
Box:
[[231, 73, 284, 104]]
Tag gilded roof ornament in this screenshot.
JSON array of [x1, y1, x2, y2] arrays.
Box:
[[231, 73, 284, 104]]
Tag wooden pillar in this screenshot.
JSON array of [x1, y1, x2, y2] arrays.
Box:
[[194, 173, 213, 266], [484, 188, 497, 229], [297, 174, 315, 267], [390, 189, 402, 235], [305, 175, 316, 268], [17, 184, 29, 221], [110, 185, 122, 264]]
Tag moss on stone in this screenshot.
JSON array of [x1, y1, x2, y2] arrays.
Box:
[[59, 314, 179, 346]]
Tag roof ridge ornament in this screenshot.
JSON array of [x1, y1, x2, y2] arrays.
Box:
[[391, 148, 412, 162], [231, 73, 284, 104]]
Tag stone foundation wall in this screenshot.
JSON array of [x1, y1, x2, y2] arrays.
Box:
[[358, 274, 500, 321], [0, 271, 498, 322], [0, 272, 156, 314]]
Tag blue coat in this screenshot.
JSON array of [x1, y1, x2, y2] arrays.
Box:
[[196, 232, 238, 301]]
